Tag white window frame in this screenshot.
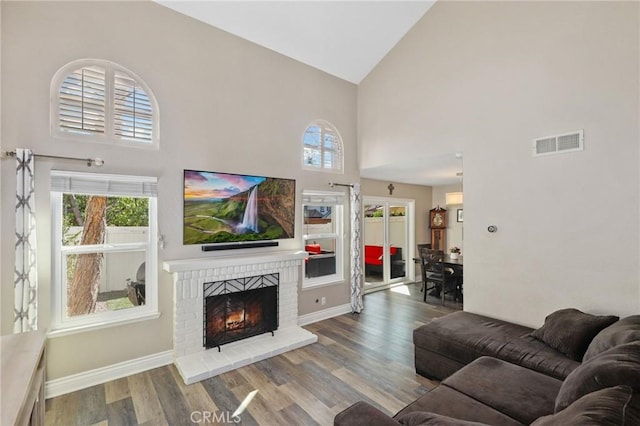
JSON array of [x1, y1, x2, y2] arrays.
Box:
[[50, 58, 159, 149], [302, 190, 345, 288], [302, 120, 344, 173], [50, 171, 159, 336]]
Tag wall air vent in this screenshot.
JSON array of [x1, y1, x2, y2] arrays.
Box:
[[533, 130, 583, 157]]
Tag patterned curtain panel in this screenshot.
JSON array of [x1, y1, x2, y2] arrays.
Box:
[[14, 148, 38, 332], [349, 183, 363, 313]]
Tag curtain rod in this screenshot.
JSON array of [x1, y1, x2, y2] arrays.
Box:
[[328, 182, 354, 188], [2, 150, 104, 167]]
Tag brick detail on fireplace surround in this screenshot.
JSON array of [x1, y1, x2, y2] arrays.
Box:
[[164, 250, 317, 384]]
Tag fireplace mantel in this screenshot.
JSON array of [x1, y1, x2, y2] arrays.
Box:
[[163, 249, 316, 384], [163, 250, 307, 273]]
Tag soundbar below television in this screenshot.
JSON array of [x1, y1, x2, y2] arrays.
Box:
[[183, 170, 295, 246]]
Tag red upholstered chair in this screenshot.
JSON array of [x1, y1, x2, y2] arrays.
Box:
[[305, 244, 322, 255], [364, 245, 383, 266]]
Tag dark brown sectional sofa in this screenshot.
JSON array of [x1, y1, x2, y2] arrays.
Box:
[[334, 309, 640, 425]]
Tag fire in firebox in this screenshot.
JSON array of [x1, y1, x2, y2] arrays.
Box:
[[205, 285, 277, 349]]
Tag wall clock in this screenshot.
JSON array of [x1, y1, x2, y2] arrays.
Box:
[[429, 207, 447, 229]]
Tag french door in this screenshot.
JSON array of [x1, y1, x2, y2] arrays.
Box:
[[363, 197, 414, 291]]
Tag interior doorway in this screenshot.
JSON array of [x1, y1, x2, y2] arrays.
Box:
[[362, 197, 415, 292]]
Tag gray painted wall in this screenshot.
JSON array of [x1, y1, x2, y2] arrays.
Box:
[[358, 1, 640, 326], [1, 1, 357, 379]]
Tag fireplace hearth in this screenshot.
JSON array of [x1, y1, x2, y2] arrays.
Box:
[[204, 275, 278, 350], [163, 251, 318, 384]]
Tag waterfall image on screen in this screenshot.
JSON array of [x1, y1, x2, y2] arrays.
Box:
[[183, 170, 295, 245], [240, 186, 259, 233]]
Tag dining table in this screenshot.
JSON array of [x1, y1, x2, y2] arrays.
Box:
[[412, 254, 463, 266], [443, 254, 463, 266], [413, 254, 463, 303]]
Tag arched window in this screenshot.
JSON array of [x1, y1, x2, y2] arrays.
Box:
[[51, 59, 159, 148], [302, 120, 343, 172]]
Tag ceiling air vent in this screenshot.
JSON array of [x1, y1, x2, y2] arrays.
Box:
[[533, 130, 583, 157]]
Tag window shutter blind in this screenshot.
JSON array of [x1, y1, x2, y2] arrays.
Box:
[[303, 125, 322, 167], [322, 128, 342, 170], [53, 60, 157, 146], [302, 191, 343, 205], [113, 70, 153, 143], [51, 171, 157, 197], [58, 66, 106, 134]]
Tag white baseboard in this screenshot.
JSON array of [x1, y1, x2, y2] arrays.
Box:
[[45, 305, 352, 399], [45, 350, 173, 399], [297, 303, 352, 326]]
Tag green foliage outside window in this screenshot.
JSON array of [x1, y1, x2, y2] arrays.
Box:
[[63, 194, 148, 228]]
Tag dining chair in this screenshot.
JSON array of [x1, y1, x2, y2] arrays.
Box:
[[414, 243, 431, 293], [420, 249, 449, 303], [416, 243, 432, 254], [416, 244, 432, 294], [453, 268, 463, 303], [441, 265, 462, 305]]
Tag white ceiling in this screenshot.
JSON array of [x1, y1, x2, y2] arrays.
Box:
[[156, 1, 459, 186], [361, 153, 464, 187], [156, 1, 435, 84]]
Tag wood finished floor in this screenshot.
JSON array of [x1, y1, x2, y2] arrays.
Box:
[[45, 283, 460, 425]]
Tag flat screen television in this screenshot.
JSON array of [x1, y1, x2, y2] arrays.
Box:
[[183, 170, 295, 245]]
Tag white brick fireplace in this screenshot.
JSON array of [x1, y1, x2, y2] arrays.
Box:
[[163, 250, 317, 384]]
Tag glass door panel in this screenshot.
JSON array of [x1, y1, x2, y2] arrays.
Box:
[[363, 203, 386, 285], [363, 198, 412, 290], [389, 204, 407, 281]]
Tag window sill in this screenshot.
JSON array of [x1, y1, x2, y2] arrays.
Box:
[[302, 165, 344, 174], [302, 277, 344, 290], [47, 311, 161, 339], [52, 131, 159, 150]]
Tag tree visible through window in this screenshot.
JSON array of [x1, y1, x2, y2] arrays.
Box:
[[63, 195, 149, 315], [303, 120, 343, 172], [51, 171, 158, 332]]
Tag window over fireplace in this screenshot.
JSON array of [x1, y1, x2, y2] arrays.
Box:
[[302, 120, 343, 172]]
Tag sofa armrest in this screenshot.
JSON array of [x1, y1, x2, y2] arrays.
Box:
[[334, 401, 400, 426]]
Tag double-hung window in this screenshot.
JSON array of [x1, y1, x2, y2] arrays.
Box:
[[50, 171, 158, 334], [302, 191, 345, 287]]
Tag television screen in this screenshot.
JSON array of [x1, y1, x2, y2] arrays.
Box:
[[183, 170, 295, 245]]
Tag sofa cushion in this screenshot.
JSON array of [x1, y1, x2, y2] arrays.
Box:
[[555, 341, 640, 412], [397, 411, 488, 426], [395, 385, 524, 426], [583, 315, 640, 362], [334, 401, 401, 426], [442, 357, 561, 425], [414, 312, 579, 380], [364, 245, 384, 265], [530, 308, 618, 361], [533, 386, 640, 426], [364, 245, 399, 266]]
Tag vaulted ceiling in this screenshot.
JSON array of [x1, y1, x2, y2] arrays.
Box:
[[155, 1, 460, 186]]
